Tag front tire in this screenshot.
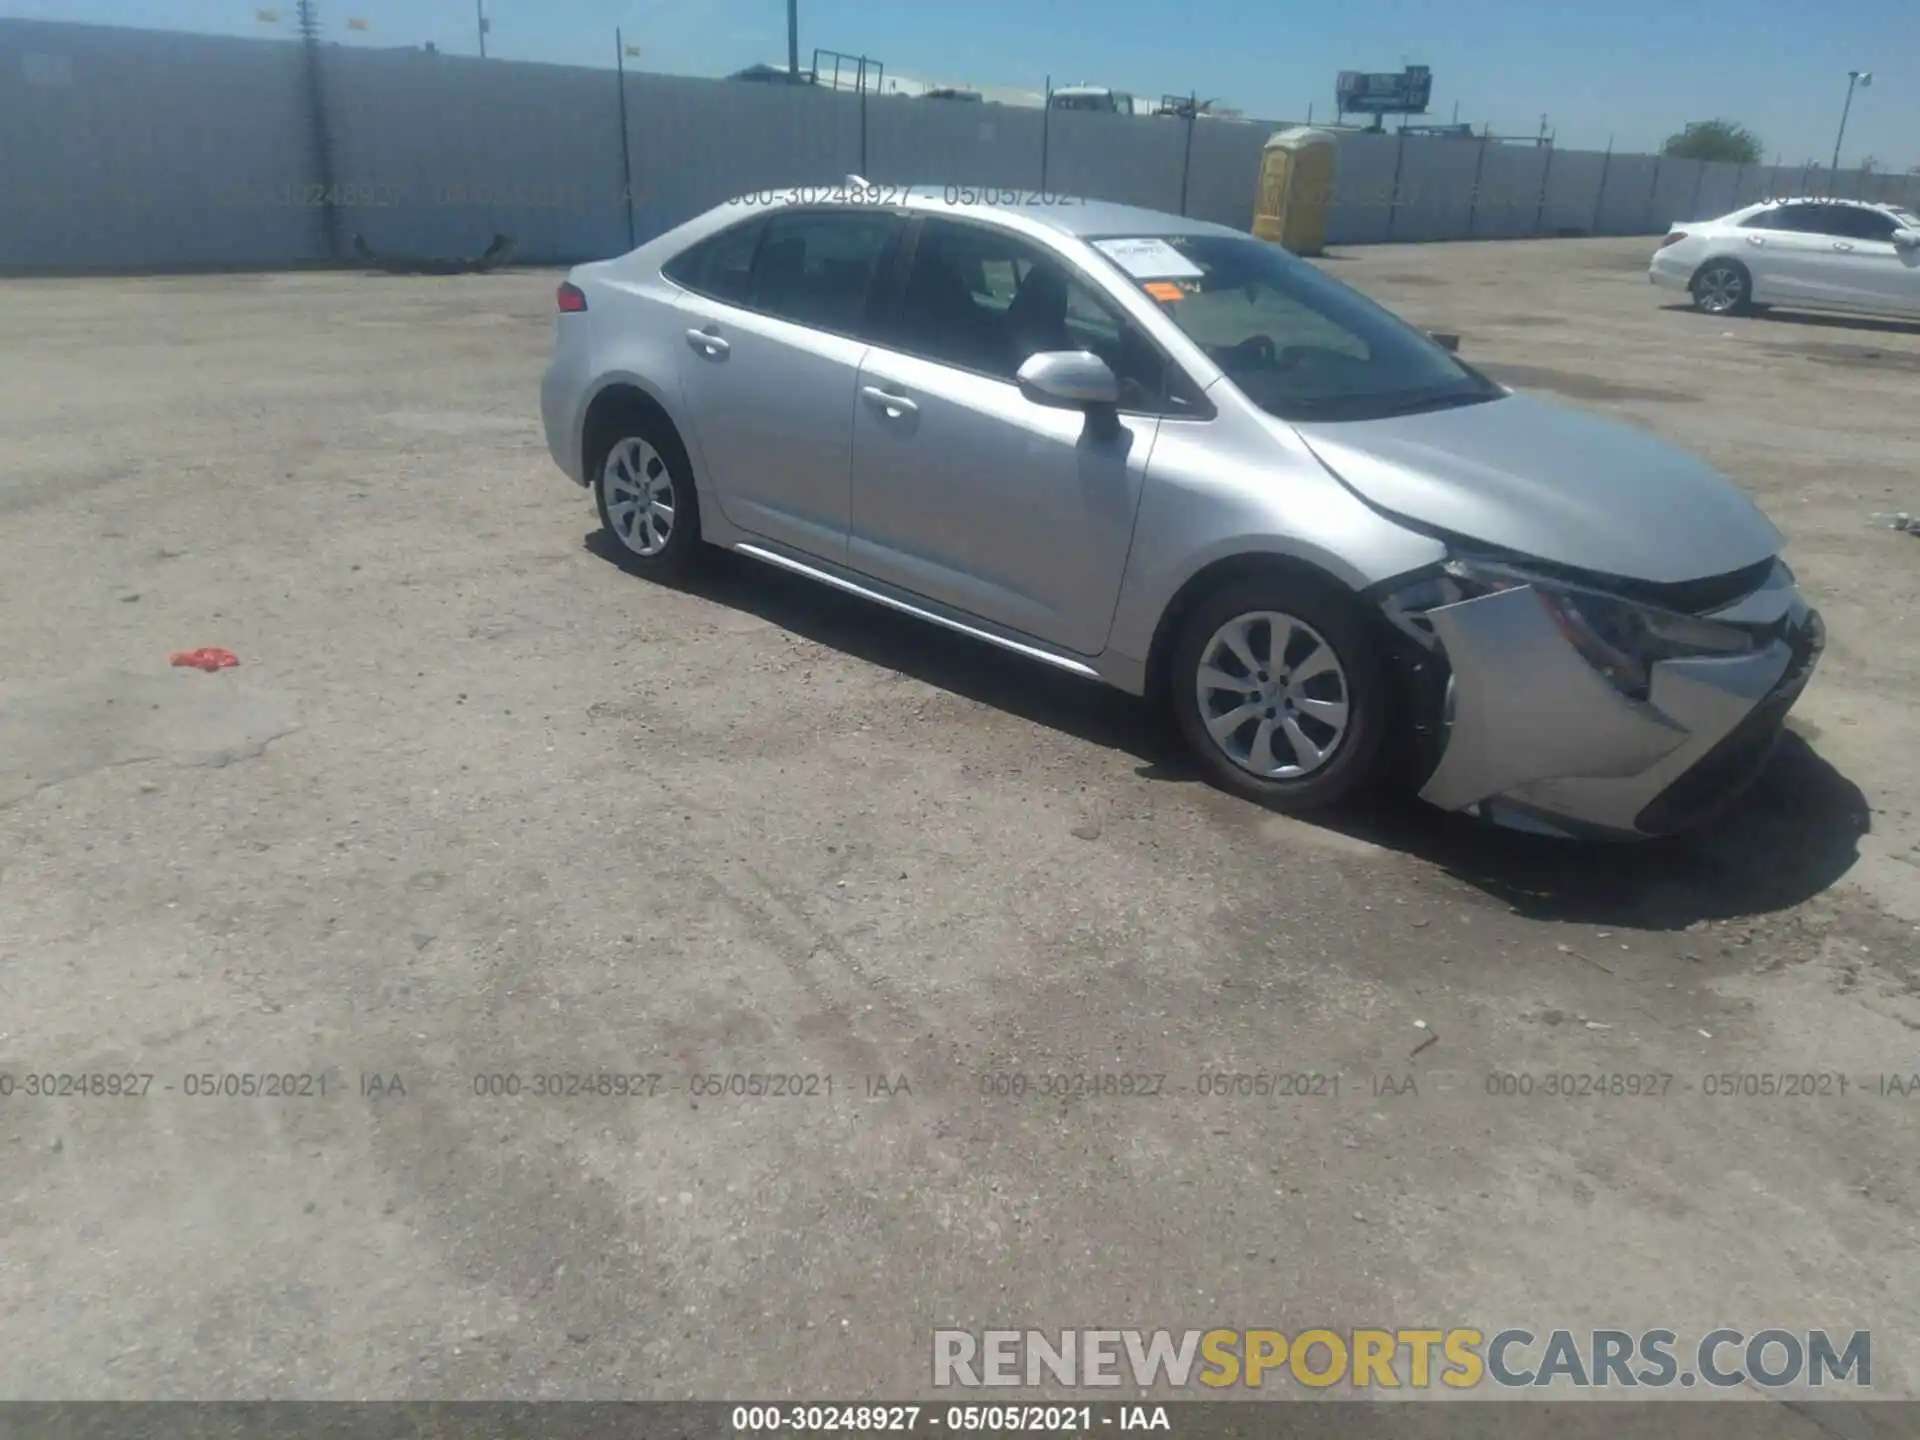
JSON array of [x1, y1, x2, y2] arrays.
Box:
[[1169, 574, 1387, 814], [1691, 260, 1752, 316], [592, 414, 702, 578]]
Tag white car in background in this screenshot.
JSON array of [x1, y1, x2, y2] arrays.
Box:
[[1650, 197, 1920, 319]]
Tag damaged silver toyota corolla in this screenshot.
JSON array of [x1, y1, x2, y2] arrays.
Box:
[[542, 190, 1822, 839]]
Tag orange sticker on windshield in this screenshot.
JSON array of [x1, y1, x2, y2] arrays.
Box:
[[1144, 281, 1185, 302]]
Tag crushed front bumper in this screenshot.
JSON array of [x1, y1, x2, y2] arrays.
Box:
[[1408, 575, 1824, 840]]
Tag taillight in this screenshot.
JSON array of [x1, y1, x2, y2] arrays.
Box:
[[1658, 232, 1686, 249], [557, 281, 588, 313]]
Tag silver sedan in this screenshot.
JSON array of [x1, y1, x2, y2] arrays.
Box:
[[541, 183, 1823, 839]]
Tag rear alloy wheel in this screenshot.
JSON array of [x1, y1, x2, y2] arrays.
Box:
[[593, 422, 701, 578], [1170, 576, 1386, 813], [1691, 261, 1751, 316]]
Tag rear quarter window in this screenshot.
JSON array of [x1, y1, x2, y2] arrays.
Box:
[[663, 219, 763, 304]]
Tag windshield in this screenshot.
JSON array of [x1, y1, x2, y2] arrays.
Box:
[[1089, 233, 1502, 422]]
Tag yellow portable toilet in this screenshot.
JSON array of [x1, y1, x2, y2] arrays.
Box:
[[1252, 127, 1338, 255]]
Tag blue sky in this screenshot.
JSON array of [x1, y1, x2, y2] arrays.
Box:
[[8, 0, 1914, 166]]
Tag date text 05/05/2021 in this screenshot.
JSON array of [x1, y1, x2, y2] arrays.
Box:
[[728, 1403, 1173, 1432], [725, 186, 1085, 208], [10, 1070, 1919, 1103]]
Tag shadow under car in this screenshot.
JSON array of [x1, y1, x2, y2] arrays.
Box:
[[1662, 301, 1920, 338], [586, 533, 1870, 933]]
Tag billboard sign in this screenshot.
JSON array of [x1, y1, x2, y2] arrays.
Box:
[[1336, 65, 1432, 115]]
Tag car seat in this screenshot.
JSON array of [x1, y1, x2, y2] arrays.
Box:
[[751, 237, 807, 312], [1004, 264, 1071, 368]]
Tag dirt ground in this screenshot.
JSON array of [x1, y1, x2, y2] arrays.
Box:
[[1, 236, 1917, 1425]]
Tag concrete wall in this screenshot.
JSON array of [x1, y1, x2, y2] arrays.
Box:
[[625, 73, 863, 242], [1690, 161, 1742, 220], [1860, 172, 1920, 211], [1324, 132, 1400, 244], [1539, 149, 1609, 234], [1470, 143, 1550, 239], [1044, 109, 1190, 212], [329, 48, 632, 263], [1647, 157, 1703, 230], [2, 17, 1907, 273], [2, 22, 320, 269], [863, 94, 1044, 192], [1729, 164, 1772, 210], [1594, 154, 1660, 235], [1388, 136, 1480, 242], [1180, 119, 1272, 231]]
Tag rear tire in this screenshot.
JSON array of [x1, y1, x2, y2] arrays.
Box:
[[590, 409, 702, 579], [1169, 574, 1388, 815], [1690, 260, 1753, 316]]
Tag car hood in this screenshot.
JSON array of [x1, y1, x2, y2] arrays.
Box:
[[1293, 393, 1782, 584]]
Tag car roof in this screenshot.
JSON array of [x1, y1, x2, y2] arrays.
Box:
[[893, 185, 1248, 241], [1736, 195, 1906, 216]]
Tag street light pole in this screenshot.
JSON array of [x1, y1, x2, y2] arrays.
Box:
[[786, 0, 798, 80], [476, 0, 488, 57], [1829, 69, 1870, 184]]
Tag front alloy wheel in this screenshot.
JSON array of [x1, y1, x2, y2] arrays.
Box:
[[1168, 576, 1387, 815], [1195, 611, 1351, 779]]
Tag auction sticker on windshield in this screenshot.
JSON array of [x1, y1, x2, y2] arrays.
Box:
[[1094, 237, 1204, 279]]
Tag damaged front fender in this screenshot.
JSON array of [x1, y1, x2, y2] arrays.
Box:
[[1412, 583, 1803, 833], [1415, 586, 1692, 812]]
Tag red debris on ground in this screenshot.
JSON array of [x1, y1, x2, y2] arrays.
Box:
[[169, 648, 240, 672]]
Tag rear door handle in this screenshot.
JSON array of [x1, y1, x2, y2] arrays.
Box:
[[685, 327, 730, 357], [860, 385, 918, 419], [1746, 235, 1766, 246], [1831, 241, 1855, 251]]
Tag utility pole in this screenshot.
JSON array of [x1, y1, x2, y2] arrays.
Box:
[[786, 0, 798, 80], [295, 0, 341, 260], [1829, 69, 1870, 184], [1177, 89, 1196, 215], [476, 0, 489, 57], [1040, 75, 1052, 191], [616, 28, 636, 249]]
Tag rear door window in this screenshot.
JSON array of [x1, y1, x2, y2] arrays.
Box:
[[1825, 207, 1898, 242], [1743, 204, 1821, 232], [746, 211, 900, 336]]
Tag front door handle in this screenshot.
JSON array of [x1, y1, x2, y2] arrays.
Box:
[[1746, 234, 1766, 246], [1831, 241, 1856, 251], [685, 327, 730, 358], [860, 385, 918, 419]]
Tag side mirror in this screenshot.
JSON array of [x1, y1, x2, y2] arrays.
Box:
[[1016, 350, 1121, 408], [1893, 229, 1920, 250], [1429, 331, 1461, 353]]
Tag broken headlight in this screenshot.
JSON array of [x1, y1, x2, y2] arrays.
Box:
[[1438, 557, 1757, 702]]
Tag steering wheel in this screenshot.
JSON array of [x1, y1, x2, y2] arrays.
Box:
[[1218, 334, 1278, 367]]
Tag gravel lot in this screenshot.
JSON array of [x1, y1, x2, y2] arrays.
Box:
[[2, 237, 1918, 1420]]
